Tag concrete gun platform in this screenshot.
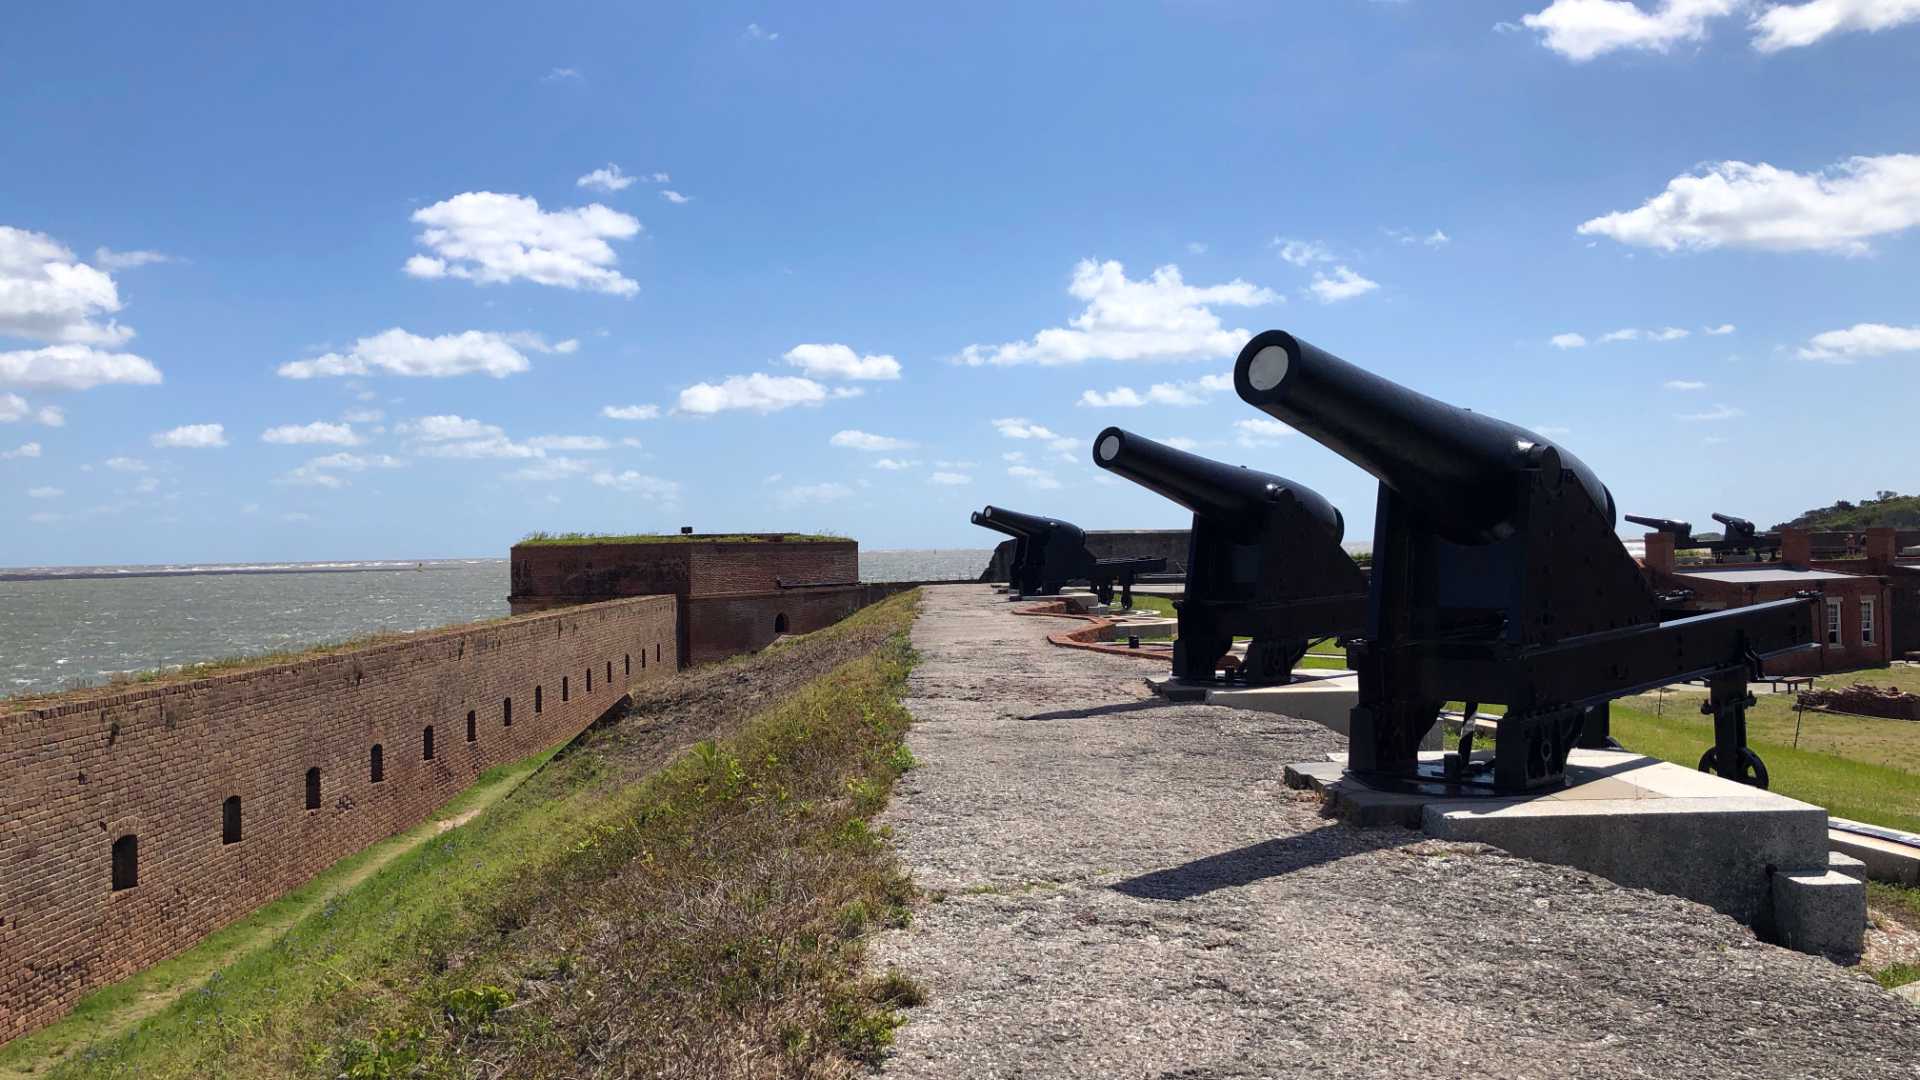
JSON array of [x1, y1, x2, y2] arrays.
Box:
[[1285, 749, 1865, 955], [1148, 669, 1446, 751]]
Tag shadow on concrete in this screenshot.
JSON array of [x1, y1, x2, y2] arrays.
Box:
[[1022, 698, 1169, 723], [1110, 824, 1414, 901]]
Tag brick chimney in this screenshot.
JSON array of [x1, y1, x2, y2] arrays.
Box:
[[1642, 531, 1675, 575], [1865, 527, 1897, 571], [1780, 527, 1811, 568]]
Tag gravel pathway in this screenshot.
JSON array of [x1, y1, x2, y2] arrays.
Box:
[[872, 585, 1920, 1080]]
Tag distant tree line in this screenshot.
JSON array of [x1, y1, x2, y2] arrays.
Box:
[[1775, 491, 1920, 531]]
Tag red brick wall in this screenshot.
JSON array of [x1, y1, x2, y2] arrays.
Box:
[[687, 542, 857, 595], [684, 587, 867, 665], [0, 595, 676, 1044], [509, 543, 692, 607]]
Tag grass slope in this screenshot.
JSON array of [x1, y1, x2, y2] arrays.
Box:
[[34, 591, 922, 1079]]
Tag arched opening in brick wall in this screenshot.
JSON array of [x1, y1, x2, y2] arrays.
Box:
[[306, 767, 322, 810], [423, 726, 435, 761], [222, 796, 242, 844], [111, 835, 138, 891], [466, 710, 477, 742], [370, 744, 384, 783], [774, 613, 790, 635]]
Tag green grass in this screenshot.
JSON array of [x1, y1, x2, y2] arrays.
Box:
[[1118, 597, 1350, 668], [38, 590, 923, 1079], [517, 531, 844, 545]]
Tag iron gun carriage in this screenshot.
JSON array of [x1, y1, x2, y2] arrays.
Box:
[[1233, 330, 1817, 793], [969, 506, 1164, 604]]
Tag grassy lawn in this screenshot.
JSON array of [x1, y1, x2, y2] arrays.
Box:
[[1119, 596, 1350, 668], [25, 592, 923, 1079]]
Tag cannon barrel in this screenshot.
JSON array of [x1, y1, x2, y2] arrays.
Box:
[[1625, 514, 1693, 536], [1232, 330, 1613, 545], [970, 509, 1024, 539], [978, 504, 1081, 542], [1092, 427, 1342, 543], [1711, 512, 1757, 538]]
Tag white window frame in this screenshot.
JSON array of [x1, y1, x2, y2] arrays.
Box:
[[1825, 597, 1843, 647], [1861, 596, 1876, 646]]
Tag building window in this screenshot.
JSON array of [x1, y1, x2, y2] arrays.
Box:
[[306, 767, 322, 810], [423, 726, 435, 761], [606, 660, 613, 684], [1862, 597, 1876, 646], [222, 796, 242, 844], [640, 649, 646, 670], [112, 835, 139, 891], [625, 654, 631, 676], [1826, 597, 1843, 646], [371, 744, 385, 783], [467, 710, 477, 742], [534, 686, 542, 714], [504, 697, 513, 727], [586, 668, 592, 693], [774, 613, 790, 635], [562, 676, 569, 703], [655, 643, 661, 663]]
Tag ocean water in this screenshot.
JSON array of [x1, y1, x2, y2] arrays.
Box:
[[0, 550, 991, 698]]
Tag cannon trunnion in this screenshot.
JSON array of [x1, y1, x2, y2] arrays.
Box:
[[1233, 330, 1817, 794], [1091, 428, 1366, 686], [970, 505, 1164, 603]]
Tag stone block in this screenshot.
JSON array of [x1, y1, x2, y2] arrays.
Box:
[[1828, 850, 1868, 882], [1771, 869, 1867, 956]]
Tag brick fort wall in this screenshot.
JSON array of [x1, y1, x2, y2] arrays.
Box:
[[0, 594, 677, 1044]]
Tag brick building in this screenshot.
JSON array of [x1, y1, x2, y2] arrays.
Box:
[[510, 535, 874, 666], [1640, 526, 1894, 673], [0, 594, 676, 1042]]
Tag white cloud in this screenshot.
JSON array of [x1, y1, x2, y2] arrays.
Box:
[[830, 429, 915, 452], [1386, 227, 1452, 247], [0, 393, 59, 426], [3, 441, 41, 459], [577, 164, 635, 192], [620, 436, 643, 447], [151, 423, 228, 449], [783, 343, 902, 381], [1077, 372, 1232, 408], [1650, 326, 1690, 341], [1551, 333, 1589, 349], [1007, 464, 1061, 490], [0, 344, 162, 390], [1518, 0, 1739, 61], [280, 452, 403, 488], [525, 434, 611, 451], [404, 192, 642, 296], [929, 471, 972, 486], [1308, 266, 1380, 304], [1423, 229, 1451, 246], [1273, 238, 1334, 266], [399, 414, 502, 441], [872, 458, 921, 470], [649, 172, 671, 183], [342, 407, 385, 423], [1599, 328, 1640, 343], [1186, 241, 1208, 255], [105, 455, 147, 471], [1160, 436, 1201, 451], [1235, 417, 1296, 448], [92, 247, 176, 271], [0, 226, 143, 347], [602, 403, 661, 421], [779, 482, 852, 506], [660, 190, 691, 204], [543, 67, 581, 82], [27, 485, 60, 498], [1797, 322, 1920, 362], [416, 435, 538, 460], [511, 456, 595, 482], [263, 421, 360, 446], [745, 22, 780, 40], [1579, 155, 1920, 255], [1752, 0, 1920, 52], [1002, 450, 1026, 463], [277, 329, 568, 379], [677, 373, 834, 415], [1664, 378, 1708, 390], [1704, 323, 1736, 335], [992, 417, 1066, 441], [1677, 403, 1745, 421], [957, 260, 1278, 366]]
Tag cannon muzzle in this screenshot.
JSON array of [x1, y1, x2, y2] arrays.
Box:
[[970, 509, 1022, 538], [1232, 330, 1613, 545], [1092, 427, 1342, 543]]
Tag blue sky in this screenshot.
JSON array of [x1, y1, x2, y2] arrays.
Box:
[[2, 1, 1917, 564]]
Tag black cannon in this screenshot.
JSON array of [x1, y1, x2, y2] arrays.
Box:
[[1625, 514, 1695, 547], [1709, 512, 1782, 562], [1091, 429, 1366, 686], [1233, 330, 1817, 793], [969, 506, 1164, 604]]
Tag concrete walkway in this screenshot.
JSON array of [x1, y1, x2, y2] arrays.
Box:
[[873, 585, 1920, 1080]]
